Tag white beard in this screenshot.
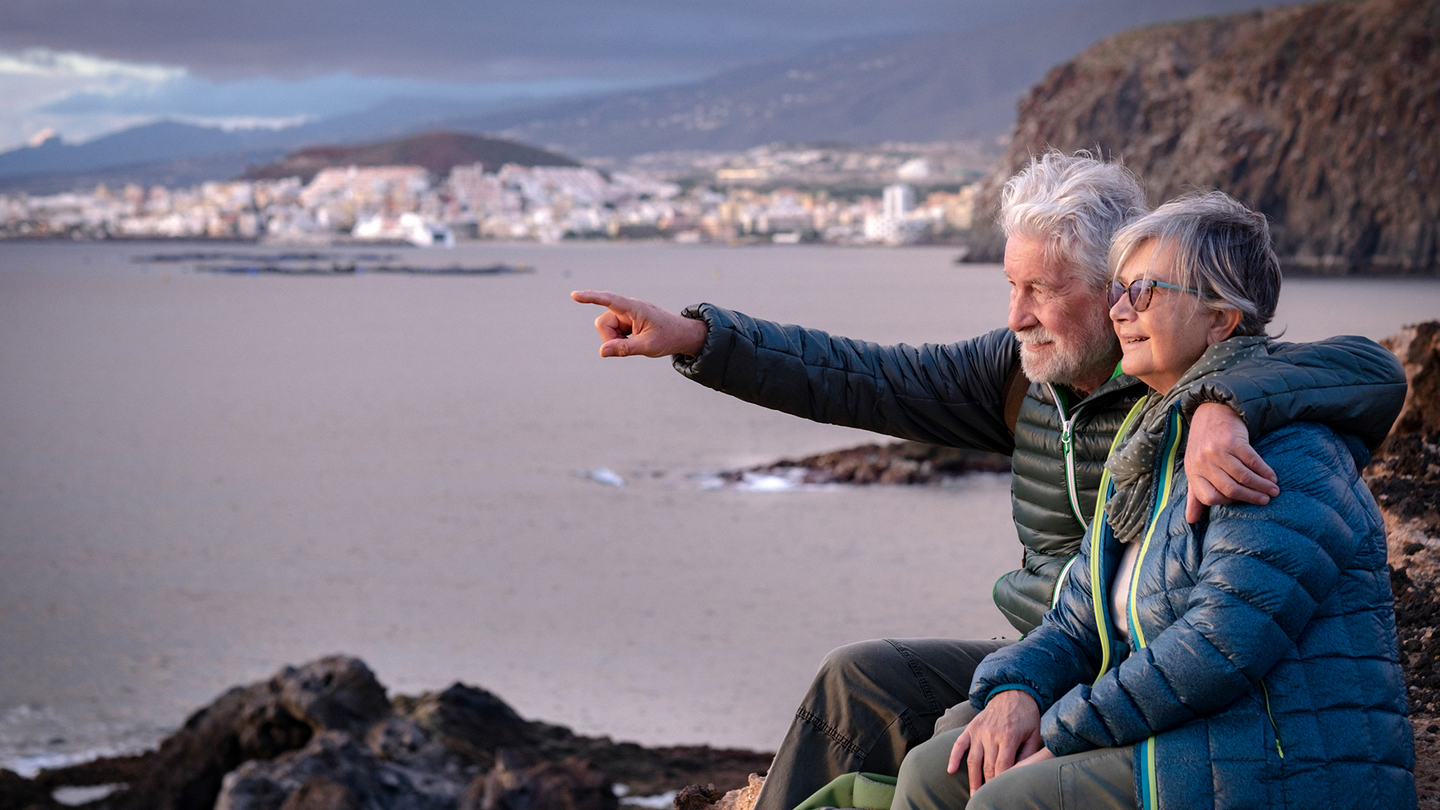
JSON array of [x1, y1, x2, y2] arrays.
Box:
[[1015, 316, 1118, 389]]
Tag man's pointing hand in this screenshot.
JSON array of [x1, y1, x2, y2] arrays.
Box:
[[571, 290, 708, 358]]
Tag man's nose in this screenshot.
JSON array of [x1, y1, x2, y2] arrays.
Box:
[[1008, 294, 1037, 332]]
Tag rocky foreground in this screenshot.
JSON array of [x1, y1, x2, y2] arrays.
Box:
[[4, 323, 1437, 810], [0, 657, 772, 810]]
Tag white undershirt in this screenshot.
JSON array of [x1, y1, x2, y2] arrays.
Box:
[[1111, 541, 1142, 643]]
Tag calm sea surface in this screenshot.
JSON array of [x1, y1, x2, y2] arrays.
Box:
[[1, 240, 1436, 775]]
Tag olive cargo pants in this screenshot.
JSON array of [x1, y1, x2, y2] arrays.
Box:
[[893, 726, 1135, 810], [753, 638, 1011, 810]]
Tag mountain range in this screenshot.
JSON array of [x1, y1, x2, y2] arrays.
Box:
[[0, 0, 1300, 194], [242, 132, 579, 183]]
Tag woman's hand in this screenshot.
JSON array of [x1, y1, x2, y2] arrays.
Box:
[[946, 690, 1043, 789]]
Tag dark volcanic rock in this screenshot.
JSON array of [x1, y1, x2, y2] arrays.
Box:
[[670, 784, 724, 810], [1385, 321, 1440, 438], [95, 656, 390, 810], [468, 750, 616, 810], [1366, 323, 1440, 714], [216, 731, 466, 810], [0, 767, 54, 810], [395, 685, 538, 769], [10, 657, 770, 810], [965, 0, 1440, 275], [1363, 322, 1440, 808], [726, 441, 1010, 487], [276, 658, 394, 737]]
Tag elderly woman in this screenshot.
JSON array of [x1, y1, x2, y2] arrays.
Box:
[[890, 191, 1415, 810]]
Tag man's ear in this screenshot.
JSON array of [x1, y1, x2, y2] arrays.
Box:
[[1207, 308, 1244, 344]]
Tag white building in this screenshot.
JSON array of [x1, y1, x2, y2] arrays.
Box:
[[352, 212, 454, 247], [882, 184, 915, 219]]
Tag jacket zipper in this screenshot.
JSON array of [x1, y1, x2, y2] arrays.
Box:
[[1046, 383, 1089, 530], [1260, 680, 1286, 758], [1047, 383, 1090, 610], [1127, 408, 1183, 810], [1087, 400, 1148, 679]]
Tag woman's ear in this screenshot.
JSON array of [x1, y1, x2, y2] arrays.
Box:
[[1207, 308, 1244, 344]]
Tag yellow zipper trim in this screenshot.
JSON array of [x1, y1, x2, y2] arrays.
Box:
[[1261, 680, 1286, 758], [1129, 410, 1183, 650], [1089, 397, 1149, 681], [1143, 736, 1159, 810]]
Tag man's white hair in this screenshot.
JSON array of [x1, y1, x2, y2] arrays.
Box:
[[999, 150, 1148, 290]]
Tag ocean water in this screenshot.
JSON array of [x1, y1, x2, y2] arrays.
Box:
[[1, 240, 1436, 775]]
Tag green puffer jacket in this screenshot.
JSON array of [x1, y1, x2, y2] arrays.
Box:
[[674, 304, 1408, 634]]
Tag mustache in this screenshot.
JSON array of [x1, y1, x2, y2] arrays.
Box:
[[1014, 325, 1058, 345]]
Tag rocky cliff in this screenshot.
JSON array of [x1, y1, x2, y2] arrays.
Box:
[[966, 0, 1439, 275]]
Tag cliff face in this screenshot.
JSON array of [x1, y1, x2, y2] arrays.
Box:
[[970, 0, 1440, 275]]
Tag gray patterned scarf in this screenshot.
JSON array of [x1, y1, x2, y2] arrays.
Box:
[[1103, 336, 1270, 544]]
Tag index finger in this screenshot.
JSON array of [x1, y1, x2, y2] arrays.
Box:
[[947, 729, 971, 774], [571, 289, 621, 307], [1227, 446, 1280, 489]]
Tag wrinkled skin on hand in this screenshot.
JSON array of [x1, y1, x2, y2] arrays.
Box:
[[948, 689, 1043, 789], [571, 290, 708, 359], [1183, 402, 1280, 523]]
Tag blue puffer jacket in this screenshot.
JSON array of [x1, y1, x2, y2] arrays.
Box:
[[970, 413, 1415, 810]]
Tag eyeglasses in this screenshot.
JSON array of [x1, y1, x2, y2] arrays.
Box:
[[1107, 278, 1207, 312]]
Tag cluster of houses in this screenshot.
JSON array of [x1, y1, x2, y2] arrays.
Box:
[[0, 159, 980, 246]]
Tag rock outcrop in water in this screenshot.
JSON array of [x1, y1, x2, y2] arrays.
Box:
[[964, 0, 1439, 275], [720, 441, 1011, 487]]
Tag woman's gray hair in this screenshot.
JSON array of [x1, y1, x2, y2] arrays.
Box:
[[999, 149, 1148, 291], [1109, 190, 1282, 337]]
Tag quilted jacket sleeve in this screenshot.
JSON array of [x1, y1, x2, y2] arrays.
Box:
[[1018, 424, 1375, 755], [672, 303, 1020, 455], [967, 527, 1111, 715], [1180, 335, 1406, 452]]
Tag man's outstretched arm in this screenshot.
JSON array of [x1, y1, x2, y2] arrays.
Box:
[[573, 291, 1021, 454]]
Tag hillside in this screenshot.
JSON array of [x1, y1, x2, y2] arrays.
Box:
[[442, 0, 1301, 159], [965, 0, 1440, 275], [241, 131, 580, 182], [0, 0, 1304, 193]]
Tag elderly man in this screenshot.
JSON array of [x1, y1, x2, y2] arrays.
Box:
[[572, 151, 1406, 810]]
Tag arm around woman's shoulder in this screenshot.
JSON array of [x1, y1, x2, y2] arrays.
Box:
[[1181, 335, 1406, 452]]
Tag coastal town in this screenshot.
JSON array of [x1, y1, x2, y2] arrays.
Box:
[[0, 142, 988, 247]]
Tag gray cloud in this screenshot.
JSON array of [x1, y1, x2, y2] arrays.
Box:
[[0, 0, 1088, 82]]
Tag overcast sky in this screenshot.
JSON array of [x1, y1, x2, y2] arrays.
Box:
[[0, 0, 1115, 152]]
